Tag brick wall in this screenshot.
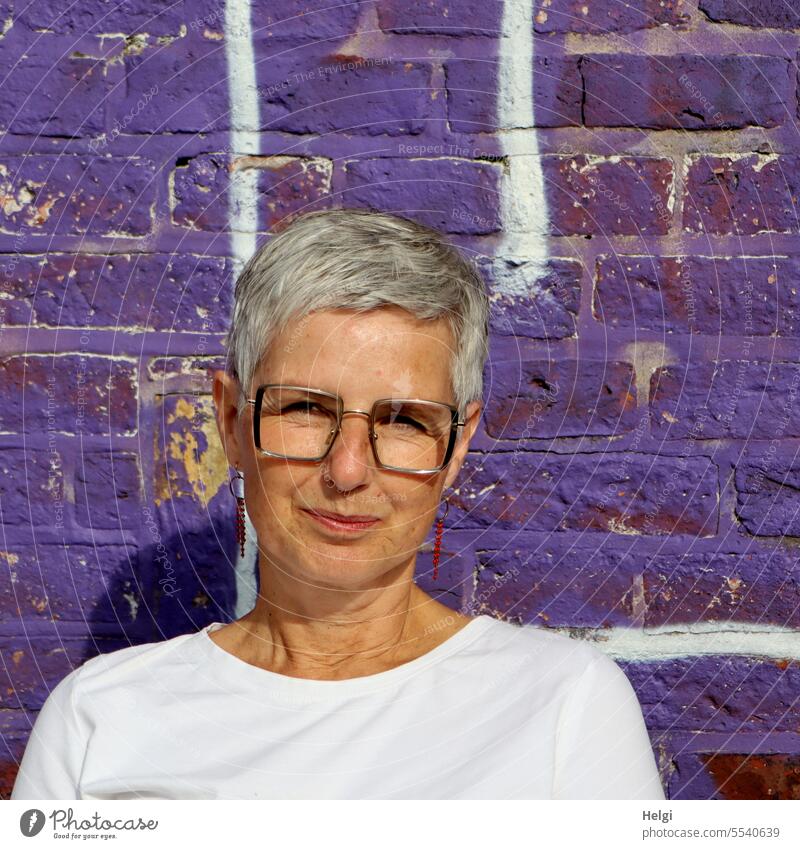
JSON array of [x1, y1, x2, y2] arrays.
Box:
[[1, 0, 799, 799]]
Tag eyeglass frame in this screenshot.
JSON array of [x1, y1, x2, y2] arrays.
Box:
[[245, 383, 467, 474]]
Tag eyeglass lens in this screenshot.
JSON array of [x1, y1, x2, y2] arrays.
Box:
[[257, 386, 453, 471]]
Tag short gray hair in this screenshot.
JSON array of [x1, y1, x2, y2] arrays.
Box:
[[224, 207, 491, 424]]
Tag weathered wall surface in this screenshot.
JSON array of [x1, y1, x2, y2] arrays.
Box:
[[2, 0, 799, 799]]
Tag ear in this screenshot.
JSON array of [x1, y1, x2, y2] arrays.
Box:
[[212, 369, 245, 468], [442, 400, 482, 491]]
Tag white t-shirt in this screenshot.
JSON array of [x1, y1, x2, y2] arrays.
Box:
[[11, 614, 665, 800]]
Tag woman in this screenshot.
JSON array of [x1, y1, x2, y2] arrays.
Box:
[[11, 208, 665, 800]]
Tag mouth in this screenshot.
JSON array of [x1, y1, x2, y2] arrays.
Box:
[[302, 508, 381, 533]]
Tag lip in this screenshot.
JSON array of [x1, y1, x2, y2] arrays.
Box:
[[303, 508, 380, 532]]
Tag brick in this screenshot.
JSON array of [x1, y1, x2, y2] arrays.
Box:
[[153, 394, 230, 515], [172, 154, 332, 231], [0, 29, 107, 135], [699, 0, 800, 29], [622, 657, 800, 734], [534, 0, 690, 33], [0, 156, 156, 236], [378, 0, 502, 35], [249, 0, 362, 40], [485, 359, 638, 439], [0, 449, 64, 529], [735, 451, 800, 537], [479, 256, 581, 340], [595, 255, 800, 336], [114, 32, 228, 134], [75, 454, 143, 529], [545, 156, 673, 235], [651, 361, 800, 439], [583, 55, 790, 129], [0, 544, 140, 625], [16, 0, 186, 34], [1, 253, 235, 332], [643, 552, 800, 628], [0, 355, 137, 436], [474, 547, 639, 627], [343, 157, 502, 234], [671, 752, 800, 800], [147, 356, 226, 381], [256, 48, 435, 135], [451, 452, 718, 536], [445, 56, 583, 132], [684, 154, 800, 235]]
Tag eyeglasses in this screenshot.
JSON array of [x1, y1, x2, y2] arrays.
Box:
[[245, 384, 466, 474]]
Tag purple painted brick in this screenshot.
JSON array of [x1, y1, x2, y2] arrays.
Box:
[[485, 359, 638, 439], [699, 0, 800, 29], [445, 56, 583, 133], [623, 657, 800, 733], [670, 752, 800, 800], [0, 449, 64, 529], [16, 0, 186, 34], [0, 29, 107, 135], [545, 155, 673, 235], [451, 452, 718, 536], [644, 552, 800, 628], [2, 253, 235, 332], [172, 153, 331, 231], [651, 361, 800, 440], [343, 157, 502, 234], [480, 256, 582, 340], [115, 34, 228, 133], [595, 255, 800, 336], [75, 454, 143, 529], [250, 0, 363, 40], [147, 356, 227, 381], [583, 55, 790, 129], [474, 547, 639, 627], [735, 452, 800, 537], [378, 0, 502, 35], [535, 0, 690, 33], [257, 48, 435, 136], [0, 355, 137, 436], [684, 154, 800, 235], [0, 156, 156, 236], [1, 544, 139, 625]]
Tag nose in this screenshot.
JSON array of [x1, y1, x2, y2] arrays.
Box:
[[323, 410, 375, 485]]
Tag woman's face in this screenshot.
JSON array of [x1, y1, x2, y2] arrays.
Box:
[[213, 306, 481, 589]]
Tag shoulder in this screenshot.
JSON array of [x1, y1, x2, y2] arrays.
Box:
[[477, 616, 630, 691], [52, 627, 205, 704]]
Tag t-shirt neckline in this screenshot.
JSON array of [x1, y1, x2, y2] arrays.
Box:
[[197, 614, 496, 698]]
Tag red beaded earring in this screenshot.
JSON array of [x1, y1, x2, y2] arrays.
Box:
[[432, 497, 450, 581], [229, 468, 246, 557]]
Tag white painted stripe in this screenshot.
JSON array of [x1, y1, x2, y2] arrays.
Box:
[[225, 0, 259, 618], [551, 623, 800, 661], [496, 0, 550, 283]]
